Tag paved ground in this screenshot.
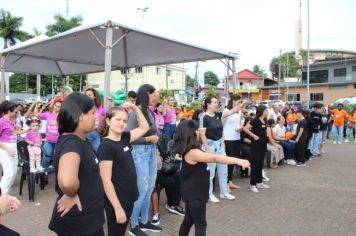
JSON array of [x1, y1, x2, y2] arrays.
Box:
[[2, 140, 356, 236]]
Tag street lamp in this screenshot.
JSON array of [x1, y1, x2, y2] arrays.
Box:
[[137, 7, 149, 19]]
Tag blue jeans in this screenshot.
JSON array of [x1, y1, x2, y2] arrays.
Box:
[[308, 132, 321, 156], [163, 124, 176, 140], [278, 140, 295, 160], [320, 130, 327, 144], [42, 141, 56, 168], [327, 124, 333, 139], [332, 125, 344, 143], [85, 130, 101, 153], [346, 125, 356, 141], [130, 144, 157, 227], [207, 139, 228, 196]]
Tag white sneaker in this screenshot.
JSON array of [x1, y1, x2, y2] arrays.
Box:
[[344, 140, 350, 143], [256, 183, 270, 189], [338, 142, 342, 144], [286, 159, 297, 166], [262, 170, 270, 182], [250, 185, 259, 193], [209, 194, 220, 203], [30, 167, 37, 173], [220, 193, 236, 200], [36, 166, 44, 171], [333, 141, 337, 144]]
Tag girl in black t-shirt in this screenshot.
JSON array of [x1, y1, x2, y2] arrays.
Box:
[[174, 120, 250, 236], [242, 105, 270, 193], [49, 93, 105, 236], [97, 103, 149, 236]]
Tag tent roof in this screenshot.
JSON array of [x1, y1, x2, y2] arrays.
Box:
[[0, 20, 233, 76]]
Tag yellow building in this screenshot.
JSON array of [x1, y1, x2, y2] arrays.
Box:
[[87, 65, 186, 92]]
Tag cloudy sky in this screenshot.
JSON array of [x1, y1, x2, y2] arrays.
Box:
[[2, 0, 356, 83]]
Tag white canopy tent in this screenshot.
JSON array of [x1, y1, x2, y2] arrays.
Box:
[[0, 20, 238, 107]]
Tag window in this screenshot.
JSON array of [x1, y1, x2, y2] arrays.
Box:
[[135, 67, 142, 73], [352, 66, 356, 72], [287, 94, 300, 101], [167, 69, 171, 77], [156, 67, 161, 75], [334, 68, 346, 77], [302, 70, 328, 83], [310, 93, 323, 101]]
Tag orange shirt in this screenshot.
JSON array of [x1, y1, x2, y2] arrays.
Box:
[[287, 113, 297, 124], [331, 109, 348, 126], [349, 113, 356, 123]]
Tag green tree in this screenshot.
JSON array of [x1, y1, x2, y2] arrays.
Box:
[[204, 87, 220, 99], [269, 53, 299, 80], [204, 71, 219, 86], [45, 14, 83, 36], [252, 64, 267, 77], [186, 74, 195, 88], [32, 27, 41, 36], [0, 9, 31, 49]]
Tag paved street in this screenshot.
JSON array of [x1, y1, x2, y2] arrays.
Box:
[[3, 140, 356, 236]]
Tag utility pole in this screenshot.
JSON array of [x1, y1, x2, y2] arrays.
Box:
[[278, 49, 282, 98], [306, 0, 310, 108], [66, 0, 69, 19]]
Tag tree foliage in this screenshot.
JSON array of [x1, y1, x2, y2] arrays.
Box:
[[186, 75, 195, 88], [252, 64, 267, 77], [0, 9, 32, 49], [269, 53, 299, 80], [204, 71, 220, 86], [204, 87, 220, 99], [45, 14, 83, 36]]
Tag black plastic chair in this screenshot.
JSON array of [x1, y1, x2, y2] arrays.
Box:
[[17, 141, 54, 201]]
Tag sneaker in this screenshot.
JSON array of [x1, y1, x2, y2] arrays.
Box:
[[250, 185, 259, 193], [209, 194, 220, 203], [151, 213, 160, 225], [338, 142, 342, 144], [140, 221, 162, 233], [333, 141, 337, 144], [220, 193, 236, 200], [262, 169, 270, 182], [286, 159, 297, 166], [297, 162, 306, 167], [30, 167, 37, 173], [165, 205, 185, 216], [345, 139, 350, 143], [256, 183, 270, 189], [36, 166, 44, 171], [129, 224, 147, 236]]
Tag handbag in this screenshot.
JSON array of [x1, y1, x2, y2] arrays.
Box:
[[161, 160, 180, 175]]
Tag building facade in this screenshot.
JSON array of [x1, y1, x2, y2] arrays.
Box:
[[227, 69, 263, 100], [87, 65, 186, 92]]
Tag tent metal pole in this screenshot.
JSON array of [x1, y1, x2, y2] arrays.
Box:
[[104, 24, 113, 109], [0, 56, 5, 102], [36, 74, 41, 101], [5, 72, 9, 100], [232, 58, 237, 95]]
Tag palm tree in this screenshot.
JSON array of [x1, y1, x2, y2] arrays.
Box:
[[45, 14, 83, 36], [0, 9, 31, 49]]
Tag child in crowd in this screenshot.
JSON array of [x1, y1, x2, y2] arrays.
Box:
[[308, 103, 322, 157], [97, 104, 149, 236], [319, 107, 330, 153], [24, 118, 44, 172], [295, 109, 309, 166], [173, 120, 250, 236]]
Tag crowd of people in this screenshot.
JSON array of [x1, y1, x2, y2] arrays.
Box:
[[0, 84, 355, 236]]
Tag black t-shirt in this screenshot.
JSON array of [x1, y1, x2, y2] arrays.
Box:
[[49, 134, 104, 235], [310, 111, 322, 133], [250, 118, 267, 141], [241, 130, 251, 146], [97, 132, 139, 207], [296, 119, 308, 141], [181, 154, 210, 202], [320, 114, 330, 131], [200, 112, 223, 141]]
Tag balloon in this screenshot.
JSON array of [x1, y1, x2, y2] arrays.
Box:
[[285, 131, 293, 140]]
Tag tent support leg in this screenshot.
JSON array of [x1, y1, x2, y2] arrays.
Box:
[[104, 24, 113, 109], [0, 56, 5, 102], [37, 74, 41, 101]]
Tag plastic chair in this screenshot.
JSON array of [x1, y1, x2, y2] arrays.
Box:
[[17, 141, 54, 201]]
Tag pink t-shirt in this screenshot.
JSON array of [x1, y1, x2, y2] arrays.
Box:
[[25, 130, 42, 146], [164, 107, 176, 125], [38, 112, 59, 143], [0, 117, 17, 143], [94, 106, 107, 129]]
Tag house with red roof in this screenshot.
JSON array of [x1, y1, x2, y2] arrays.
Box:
[[228, 69, 263, 100]]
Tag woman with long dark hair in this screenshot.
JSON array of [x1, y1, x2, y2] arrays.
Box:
[[242, 105, 270, 193], [49, 93, 105, 236], [222, 95, 246, 191], [199, 96, 241, 203], [174, 120, 250, 236], [0, 101, 19, 195], [128, 84, 162, 235]]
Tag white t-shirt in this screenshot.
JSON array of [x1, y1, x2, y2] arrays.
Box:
[[223, 109, 242, 141], [273, 124, 286, 139]]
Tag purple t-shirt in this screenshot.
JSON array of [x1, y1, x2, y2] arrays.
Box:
[[25, 130, 42, 146], [39, 112, 59, 143], [94, 106, 107, 129], [0, 117, 17, 143], [164, 107, 176, 125]]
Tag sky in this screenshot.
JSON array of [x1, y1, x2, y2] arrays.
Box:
[[1, 0, 356, 84]]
